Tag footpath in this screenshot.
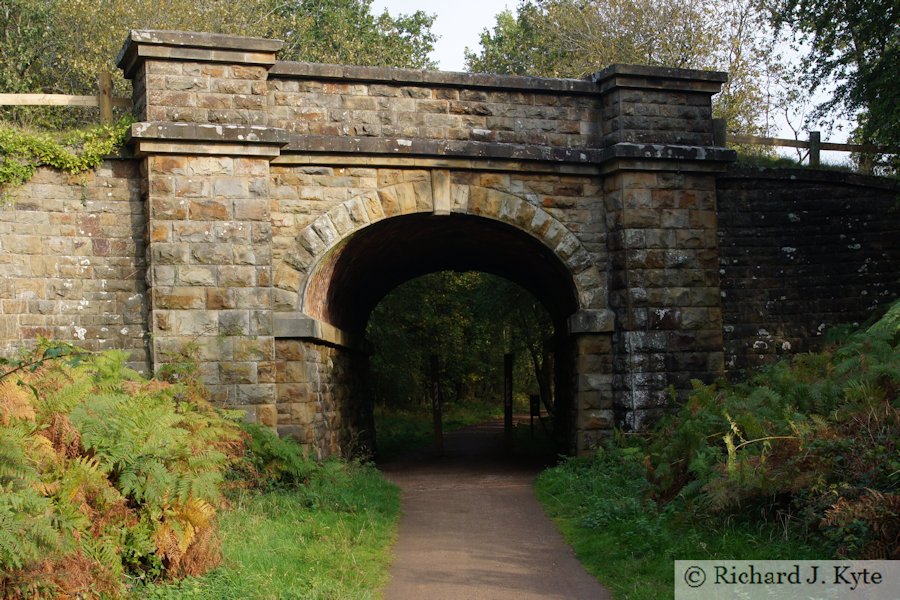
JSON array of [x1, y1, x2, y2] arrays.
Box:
[[380, 420, 612, 600]]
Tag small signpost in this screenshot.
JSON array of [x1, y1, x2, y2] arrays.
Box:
[[430, 354, 443, 456]]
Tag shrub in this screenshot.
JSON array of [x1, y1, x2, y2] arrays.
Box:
[[0, 118, 132, 190], [0, 344, 244, 598], [644, 300, 899, 558]]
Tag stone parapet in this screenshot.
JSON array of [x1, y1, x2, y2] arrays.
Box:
[[591, 64, 728, 148], [118, 30, 283, 125], [268, 64, 603, 149]]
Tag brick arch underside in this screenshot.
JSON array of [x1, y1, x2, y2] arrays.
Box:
[[273, 178, 606, 331]]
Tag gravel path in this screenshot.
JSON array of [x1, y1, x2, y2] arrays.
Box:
[[380, 419, 612, 600]]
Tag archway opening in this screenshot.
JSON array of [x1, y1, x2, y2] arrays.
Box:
[[301, 213, 582, 459], [367, 271, 558, 462]]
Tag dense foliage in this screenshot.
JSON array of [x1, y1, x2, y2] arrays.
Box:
[[0, 345, 245, 597], [537, 300, 899, 595], [0, 118, 132, 189], [0, 342, 401, 598], [366, 271, 554, 412], [464, 0, 788, 136], [140, 459, 399, 599], [768, 0, 899, 149]]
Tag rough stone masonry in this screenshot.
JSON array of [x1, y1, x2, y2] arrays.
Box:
[[1, 30, 896, 457]]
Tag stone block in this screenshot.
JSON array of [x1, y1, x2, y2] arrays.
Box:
[[153, 287, 206, 310], [234, 199, 269, 221], [221, 361, 257, 384], [237, 383, 275, 404], [219, 310, 250, 335], [189, 199, 231, 220], [191, 244, 233, 265], [578, 409, 613, 430], [257, 404, 277, 427], [276, 382, 311, 402], [207, 287, 236, 309], [177, 266, 217, 286], [218, 266, 256, 287], [151, 243, 190, 265]]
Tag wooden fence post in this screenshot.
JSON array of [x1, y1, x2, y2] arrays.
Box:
[[808, 131, 821, 166], [504, 353, 513, 452], [430, 354, 443, 456], [712, 118, 727, 147], [98, 71, 114, 124]]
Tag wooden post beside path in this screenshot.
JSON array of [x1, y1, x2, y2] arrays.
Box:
[[504, 353, 513, 452], [430, 354, 443, 456]]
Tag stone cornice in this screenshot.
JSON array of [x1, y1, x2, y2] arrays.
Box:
[[279, 135, 735, 171], [117, 29, 284, 78], [590, 64, 728, 95], [270, 61, 598, 95], [128, 122, 289, 157]]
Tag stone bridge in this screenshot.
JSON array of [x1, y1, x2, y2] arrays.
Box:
[[1, 30, 897, 456]]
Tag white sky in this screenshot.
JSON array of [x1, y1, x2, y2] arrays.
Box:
[[370, 0, 515, 72]]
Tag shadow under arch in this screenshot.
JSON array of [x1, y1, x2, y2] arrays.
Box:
[[305, 212, 580, 334]]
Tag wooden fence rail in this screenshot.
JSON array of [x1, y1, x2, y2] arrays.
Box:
[[714, 118, 898, 172], [0, 73, 130, 124]]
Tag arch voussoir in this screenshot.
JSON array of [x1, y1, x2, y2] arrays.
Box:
[[287, 177, 606, 319]]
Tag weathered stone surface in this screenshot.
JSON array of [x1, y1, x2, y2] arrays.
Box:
[[3, 30, 895, 461], [718, 168, 900, 373]]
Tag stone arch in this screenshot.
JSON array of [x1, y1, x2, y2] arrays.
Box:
[[272, 174, 605, 325]]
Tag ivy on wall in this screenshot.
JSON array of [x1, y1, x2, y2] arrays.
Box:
[[0, 118, 132, 189]]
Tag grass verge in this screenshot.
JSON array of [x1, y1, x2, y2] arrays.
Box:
[[139, 461, 400, 600], [535, 448, 824, 600]]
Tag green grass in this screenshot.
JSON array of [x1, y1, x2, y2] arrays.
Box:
[[535, 449, 826, 600], [137, 461, 400, 600], [374, 400, 504, 461]]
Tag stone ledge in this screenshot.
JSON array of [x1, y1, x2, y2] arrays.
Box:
[[273, 313, 364, 350], [604, 143, 736, 163], [591, 64, 728, 95], [129, 122, 289, 157], [284, 135, 735, 168], [118, 30, 284, 78], [284, 134, 604, 163], [270, 61, 598, 95], [273, 153, 601, 175], [569, 309, 616, 334], [720, 166, 900, 191]]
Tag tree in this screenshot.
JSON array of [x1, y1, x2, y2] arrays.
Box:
[[465, 0, 789, 136], [1, 0, 436, 126], [769, 0, 899, 147]]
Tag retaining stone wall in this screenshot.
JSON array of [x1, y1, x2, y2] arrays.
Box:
[[718, 168, 900, 372], [0, 160, 150, 372]]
